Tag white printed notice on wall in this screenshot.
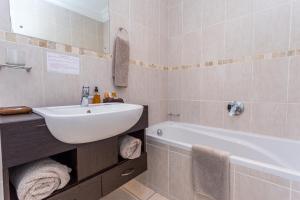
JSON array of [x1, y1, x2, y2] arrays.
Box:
[[47, 52, 80, 75]]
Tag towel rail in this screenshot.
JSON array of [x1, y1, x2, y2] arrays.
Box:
[[0, 63, 32, 72], [116, 27, 129, 41]]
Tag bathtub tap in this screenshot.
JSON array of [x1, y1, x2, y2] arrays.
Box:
[[227, 101, 244, 116]]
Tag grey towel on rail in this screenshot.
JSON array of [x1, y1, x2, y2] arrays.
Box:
[[112, 36, 130, 87], [192, 145, 230, 200]]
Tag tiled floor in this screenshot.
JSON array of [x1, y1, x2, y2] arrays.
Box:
[[101, 180, 168, 200]]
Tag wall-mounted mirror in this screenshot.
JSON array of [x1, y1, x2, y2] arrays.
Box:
[[9, 0, 110, 53]]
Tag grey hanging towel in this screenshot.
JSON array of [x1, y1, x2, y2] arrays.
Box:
[[112, 35, 130, 87], [192, 145, 230, 200]]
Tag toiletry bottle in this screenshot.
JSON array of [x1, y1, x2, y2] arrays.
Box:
[[112, 91, 117, 99], [92, 87, 101, 104]]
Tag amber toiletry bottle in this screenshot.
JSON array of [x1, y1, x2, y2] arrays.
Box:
[[92, 87, 101, 104]]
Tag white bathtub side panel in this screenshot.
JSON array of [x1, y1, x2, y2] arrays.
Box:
[[141, 139, 293, 200]]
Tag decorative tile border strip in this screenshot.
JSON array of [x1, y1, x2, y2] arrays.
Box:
[[169, 49, 300, 71], [0, 30, 300, 72], [0, 30, 166, 71]]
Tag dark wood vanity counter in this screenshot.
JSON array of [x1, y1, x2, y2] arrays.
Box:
[[0, 106, 148, 200], [0, 113, 43, 127]]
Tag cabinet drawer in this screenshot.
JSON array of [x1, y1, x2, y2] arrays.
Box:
[[1, 120, 75, 168], [48, 175, 102, 200], [77, 137, 118, 180], [47, 185, 78, 200], [102, 153, 147, 196]]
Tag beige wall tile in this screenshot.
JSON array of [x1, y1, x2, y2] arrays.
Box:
[[182, 32, 202, 65], [168, 5, 182, 38], [254, 4, 290, 54], [288, 56, 300, 103], [292, 181, 300, 191], [130, 0, 147, 26], [226, 0, 253, 19], [291, 1, 300, 49], [292, 190, 300, 200], [180, 100, 201, 124], [286, 103, 300, 140], [109, 0, 130, 18], [167, 100, 182, 122], [180, 68, 201, 100], [80, 55, 110, 91], [199, 101, 224, 128], [167, 36, 182, 66], [182, 0, 202, 33], [160, 0, 168, 38], [254, 0, 291, 12], [202, 0, 226, 27], [43, 51, 81, 106], [168, 70, 182, 100], [250, 103, 287, 137], [147, 0, 160, 32], [167, 0, 182, 8], [0, 0, 11, 32], [169, 152, 194, 200], [235, 173, 290, 200], [0, 42, 45, 107], [225, 15, 253, 58], [148, 32, 160, 65], [199, 66, 224, 101], [202, 23, 225, 61], [252, 58, 288, 103], [223, 62, 252, 101], [159, 35, 168, 66], [130, 23, 148, 62]]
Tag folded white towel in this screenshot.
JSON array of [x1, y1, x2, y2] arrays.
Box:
[[119, 136, 142, 160], [10, 159, 72, 200]]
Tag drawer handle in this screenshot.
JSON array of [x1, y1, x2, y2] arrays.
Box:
[[35, 124, 46, 127], [121, 168, 135, 177]]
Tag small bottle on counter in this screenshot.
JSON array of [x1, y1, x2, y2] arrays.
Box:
[[111, 91, 117, 99], [92, 87, 101, 104]]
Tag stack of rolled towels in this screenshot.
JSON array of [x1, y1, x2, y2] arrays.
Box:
[[119, 135, 142, 159], [10, 159, 72, 200]]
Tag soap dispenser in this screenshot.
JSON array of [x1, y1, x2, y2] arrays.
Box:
[[92, 87, 101, 104]]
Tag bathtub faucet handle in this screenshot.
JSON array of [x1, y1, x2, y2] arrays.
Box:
[[168, 113, 181, 117], [227, 101, 244, 117]]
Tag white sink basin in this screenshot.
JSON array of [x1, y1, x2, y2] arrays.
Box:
[[33, 103, 144, 144]]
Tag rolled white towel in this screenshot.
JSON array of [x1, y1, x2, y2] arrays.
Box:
[[10, 159, 72, 200], [119, 135, 142, 159]]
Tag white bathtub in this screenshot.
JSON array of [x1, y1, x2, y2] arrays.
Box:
[[146, 121, 300, 182]]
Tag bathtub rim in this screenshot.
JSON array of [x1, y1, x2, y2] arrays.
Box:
[[146, 121, 300, 183]]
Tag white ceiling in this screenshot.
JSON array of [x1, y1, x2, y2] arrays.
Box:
[[44, 0, 109, 22]]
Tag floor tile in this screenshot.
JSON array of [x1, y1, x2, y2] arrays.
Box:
[[100, 188, 138, 200], [148, 193, 169, 200], [123, 180, 155, 200]]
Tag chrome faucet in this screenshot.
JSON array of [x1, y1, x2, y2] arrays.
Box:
[[227, 101, 244, 116], [81, 86, 90, 107]]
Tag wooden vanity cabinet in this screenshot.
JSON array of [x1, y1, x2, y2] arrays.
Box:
[[77, 137, 118, 181], [48, 175, 102, 200], [0, 105, 148, 200]]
